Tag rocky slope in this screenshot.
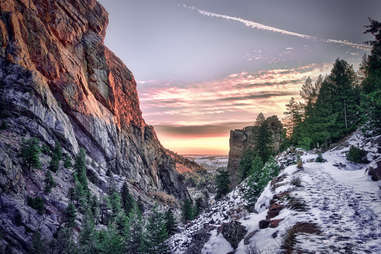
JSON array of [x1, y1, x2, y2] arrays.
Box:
[[0, 0, 189, 252], [168, 130, 381, 253], [227, 115, 283, 186]]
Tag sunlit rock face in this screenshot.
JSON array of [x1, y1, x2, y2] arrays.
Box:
[[227, 116, 283, 186], [0, 0, 188, 252]]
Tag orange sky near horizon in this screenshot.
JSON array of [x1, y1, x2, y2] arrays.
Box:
[[141, 63, 336, 155]]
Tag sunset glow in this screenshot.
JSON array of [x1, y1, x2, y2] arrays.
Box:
[[100, 0, 376, 155]]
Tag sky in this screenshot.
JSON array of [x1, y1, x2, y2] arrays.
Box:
[[98, 0, 381, 155]]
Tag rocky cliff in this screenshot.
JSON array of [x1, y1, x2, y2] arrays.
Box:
[[227, 116, 283, 186], [0, 0, 188, 252]]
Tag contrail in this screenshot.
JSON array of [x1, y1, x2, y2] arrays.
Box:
[[183, 4, 370, 51]]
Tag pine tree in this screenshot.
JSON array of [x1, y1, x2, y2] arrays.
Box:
[[96, 226, 124, 254], [256, 120, 272, 163], [49, 141, 62, 172], [249, 155, 263, 176], [244, 155, 263, 208], [109, 191, 122, 223], [74, 148, 88, 190], [146, 206, 169, 254], [78, 210, 97, 254], [66, 203, 77, 228], [255, 112, 265, 126], [244, 156, 279, 209], [121, 182, 135, 216], [49, 227, 76, 254], [284, 97, 303, 139], [182, 199, 193, 222], [21, 138, 41, 170], [31, 232, 46, 254], [362, 18, 381, 94], [361, 19, 381, 131], [64, 154, 72, 168], [165, 209, 177, 236], [44, 170, 56, 194], [125, 204, 146, 254], [239, 149, 255, 181], [215, 170, 230, 199]]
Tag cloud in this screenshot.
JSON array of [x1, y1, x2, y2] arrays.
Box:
[[154, 122, 254, 138], [216, 91, 296, 102], [182, 4, 371, 51], [138, 63, 333, 127]]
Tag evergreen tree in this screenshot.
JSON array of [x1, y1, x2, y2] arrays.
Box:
[[21, 138, 41, 170], [256, 120, 272, 162], [96, 226, 124, 254], [284, 97, 303, 139], [244, 156, 279, 209], [74, 148, 88, 190], [90, 195, 100, 223], [249, 155, 263, 176], [125, 204, 146, 254], [44, 170, 56, 194], [146, 206, 169, 254], [78, 210, 97, 254], [165, 209, 177, 236], [50, 227, 76, 254], [255, 112, 265, 126], [64, 154, 72, 168], [66, 203, 77, 228], [239, 149, 255, 181], [121, 182, 135, 216], [215, 170, 230, 199], [49, 141, 62, 172], [362, 18, 381, 94], [182, 199, 193, 222], [109, 191, 122, 223], [31, 232, 46, 254], [361, 19, 381, 131]]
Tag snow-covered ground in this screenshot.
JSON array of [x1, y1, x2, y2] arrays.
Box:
[[186, 155, 228, 170], [169, 130, 381, 254]]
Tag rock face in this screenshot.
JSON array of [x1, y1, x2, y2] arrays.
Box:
[[0, 0, 189, 252], [227, 116, 283, 186]]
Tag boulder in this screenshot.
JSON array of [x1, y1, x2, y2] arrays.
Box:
[[220, 220, 248, 249]]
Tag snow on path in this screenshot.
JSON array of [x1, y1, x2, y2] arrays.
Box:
[[299, 163, 381, 253], [169, 131, 381, 254]]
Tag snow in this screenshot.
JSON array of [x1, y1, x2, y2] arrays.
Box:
[[169, 129, 381, 254], [202, 230, 234, 254]]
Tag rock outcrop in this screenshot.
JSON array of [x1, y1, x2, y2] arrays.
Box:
[[227, 115, 283, 186], [0, 0, 189, 252]]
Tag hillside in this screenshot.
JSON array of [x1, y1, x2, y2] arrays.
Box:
[[168, 129, 381, 253], [0, 0, 190, 252]]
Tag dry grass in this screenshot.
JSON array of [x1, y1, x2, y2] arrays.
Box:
[[281, 222, 321, 254], [286, 196, 308, 212], [271, 174, 288, 191], [290, 177, 302, 187]]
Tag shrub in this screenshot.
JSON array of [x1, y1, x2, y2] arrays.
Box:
[[290, 177, 302, 187], [282, 223, 321, 254], [347, 146, 368, 163], [27, 196, 45, 215], [296, 155, 303, 169], [315, 152, 326, 163]]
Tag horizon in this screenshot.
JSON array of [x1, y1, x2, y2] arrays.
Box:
[[99, 0, 381, 155]]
